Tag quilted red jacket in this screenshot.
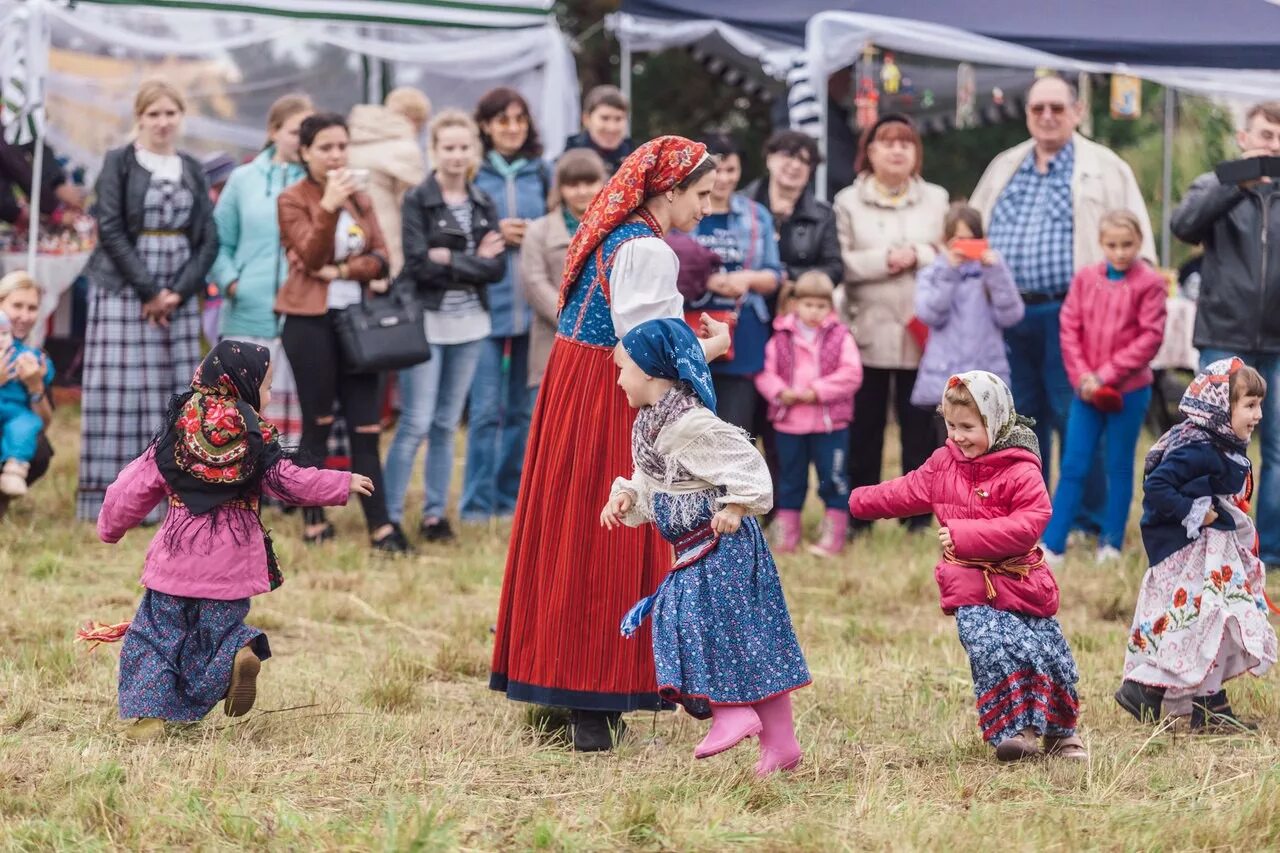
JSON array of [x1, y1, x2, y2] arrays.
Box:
[[849, 441, 1060, 617]]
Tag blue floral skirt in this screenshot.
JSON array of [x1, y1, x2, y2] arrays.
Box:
[[955, 605, 1079, 744], [649, 492, 810, 719], [118, 590, 270, 721]]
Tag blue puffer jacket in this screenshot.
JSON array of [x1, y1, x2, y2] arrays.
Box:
[[474, 152, 550, 338], [209, 147, 305, 339]]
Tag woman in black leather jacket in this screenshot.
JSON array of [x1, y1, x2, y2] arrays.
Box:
[[384, 109, 505, 543], [76, 80, 217, 522]]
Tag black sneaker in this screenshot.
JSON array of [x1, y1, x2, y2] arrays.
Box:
[[1114, 679, 1165, 723], [419, 517, 456, 543], [1190, 689, 1259, 733], [571, 710, 626, 752], [372, 523, 413, 555]]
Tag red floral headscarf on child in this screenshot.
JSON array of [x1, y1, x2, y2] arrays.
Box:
[[1144, 357, 1251, 476], [559, 135, 709, 307]]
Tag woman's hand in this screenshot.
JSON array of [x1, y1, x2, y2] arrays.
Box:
[[368, 278, 390, 294], [886, 245, 918, 275], [427, 247, 453, 266], [708, 272, 750, 299], [600, 491, 634, 529], [697, 313, 733, 361], [226, 280, 238, 299], [938, 526, 954, 551], [711, 504, 745, 535], [498, 218, 527, 247], [14, 352, 46, 393], [141, 289, 180, 327], [316, 265, 341, 282], [320, 169, 357, 213], [1202, 506, 1219, 528], [478, 231, 507, 259], [349, 473, 375, 497]]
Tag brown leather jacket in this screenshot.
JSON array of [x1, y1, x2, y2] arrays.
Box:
[[274, 177, 389, 316]]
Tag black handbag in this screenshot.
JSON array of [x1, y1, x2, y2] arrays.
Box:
[[334, 290, 431, 374]]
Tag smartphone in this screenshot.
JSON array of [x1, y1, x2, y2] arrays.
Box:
[[951, 238, 988, 261], [1215, 158, 1265, 185]]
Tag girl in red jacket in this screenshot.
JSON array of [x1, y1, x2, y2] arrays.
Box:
[[1044, 210, 1167, 564], [850, 371, 1086, 762]]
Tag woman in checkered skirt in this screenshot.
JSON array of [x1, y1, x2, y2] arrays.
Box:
[[77, 81, 218, 522]]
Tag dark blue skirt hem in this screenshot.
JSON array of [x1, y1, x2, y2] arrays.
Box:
[[489, 672, 674, 713]]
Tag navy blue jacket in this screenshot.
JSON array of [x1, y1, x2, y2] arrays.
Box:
[[1140, 441, 1248, 566]]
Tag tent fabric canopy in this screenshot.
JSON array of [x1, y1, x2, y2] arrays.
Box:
[[78, 0, 553, 29]]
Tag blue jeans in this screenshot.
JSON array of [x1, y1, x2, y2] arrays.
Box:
[[1199, 348, 1280, 564], [0, 401, 42, 461], [382, 339, 485, 524], [1043, 386, 1152, 552], [1004, 300, 1107, 532], [460, 335, 534, 520], [776, 429, 849, 511]]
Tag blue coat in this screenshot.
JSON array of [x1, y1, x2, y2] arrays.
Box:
[[473, 155, 549, 338], [209, 148, 306, 339], [1140, 441, 1248, 567]]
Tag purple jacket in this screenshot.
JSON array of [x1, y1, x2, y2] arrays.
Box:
[[98, 449, 351, 601], [910, 256, 1025, 408]]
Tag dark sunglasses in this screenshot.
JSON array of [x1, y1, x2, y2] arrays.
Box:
[[1028, 102, 1069, 116]]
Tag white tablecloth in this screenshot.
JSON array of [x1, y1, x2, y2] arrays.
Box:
[[0, 251, 91, 347]]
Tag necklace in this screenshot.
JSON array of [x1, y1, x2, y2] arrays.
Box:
[[634, 207, 664, 237]]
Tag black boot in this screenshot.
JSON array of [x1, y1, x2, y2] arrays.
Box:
[[1190, 689, 1259, 733], [1114, 679, 1165, 723], [571, 710, 626, 752]]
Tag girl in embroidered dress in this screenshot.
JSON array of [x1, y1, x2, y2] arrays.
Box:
[[1117, 358, 1277, 731], [850, 371, 1086, 762], [82, 341, 369, 741], [601, 318, 810, 776]]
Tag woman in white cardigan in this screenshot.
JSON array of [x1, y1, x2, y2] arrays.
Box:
[[833, 113, 949, 535]]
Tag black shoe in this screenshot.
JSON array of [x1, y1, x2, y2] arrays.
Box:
[[303, 521, 336, 545], [372, 523, 413, 555], [571, 710, 626, 752], [419, 517, 456, 543], [1115, 679, 1166, 723], [1190, 689, 1259, 733]]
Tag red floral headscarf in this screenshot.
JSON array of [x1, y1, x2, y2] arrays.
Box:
[[559, 135, 709, 306]]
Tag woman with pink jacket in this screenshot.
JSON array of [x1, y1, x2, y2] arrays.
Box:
[[86, 341, 368, 742], [1043, 211, 1167, 564], [756, 271, 862, 556]]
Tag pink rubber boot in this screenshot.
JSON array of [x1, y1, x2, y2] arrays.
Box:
[[773, 509, 802, 554], [753, 692, 802, 777], [807, 509, 848, 557], [694, 704, 763, 759]]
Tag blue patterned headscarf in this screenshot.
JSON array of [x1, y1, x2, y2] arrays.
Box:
[[621, 319, 717, 413]]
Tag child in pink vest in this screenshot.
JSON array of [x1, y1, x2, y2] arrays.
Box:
[[756, 271, 862, 556], [83, 341, 370, 742], [851, 371, 1086, 762]]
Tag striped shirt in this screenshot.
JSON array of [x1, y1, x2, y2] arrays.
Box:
[[425, 200, 491, 345]]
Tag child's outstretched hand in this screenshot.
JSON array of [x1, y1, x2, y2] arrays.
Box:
[[938, 526, 954, 552], [600, 492, 633, 530], [349, 473, 374, 497], [711, 505, 745, 535]]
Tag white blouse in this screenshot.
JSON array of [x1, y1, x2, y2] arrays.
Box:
[[133, 146, 183, 182], [608, 236, 683, 339]]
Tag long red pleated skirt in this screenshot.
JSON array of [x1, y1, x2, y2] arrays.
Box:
[[490, 335, 673, 711]]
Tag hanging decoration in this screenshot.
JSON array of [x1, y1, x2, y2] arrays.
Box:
[[955, 62, 977, 129], [881, 52, 901, 94], [855, 75, 880, 127], [1110, 74, 1142, 120]]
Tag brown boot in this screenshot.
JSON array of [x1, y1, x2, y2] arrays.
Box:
[[223, 646, 261, 717], [994, 727, 1042, 762], [1043, 733, 1088, 761]]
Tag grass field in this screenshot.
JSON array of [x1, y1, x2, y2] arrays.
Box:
[[2, 406, 1279, 851]]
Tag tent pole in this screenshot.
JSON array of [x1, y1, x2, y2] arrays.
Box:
[[620, 37, 633, 136], [1160, 86, 1176, 268], [816, 73, 828, 203], [25, 0, 48, 272]]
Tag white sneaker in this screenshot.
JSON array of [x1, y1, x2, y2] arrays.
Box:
[[0, 459, 28, 497], [1040, 544, 1064, 570], [1095, 545, 1123, 563]]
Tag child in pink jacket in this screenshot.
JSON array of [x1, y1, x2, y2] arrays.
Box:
[[85, 341, 371, 742], [1043, 210, 1167, 564], [850, 371, 1086, 763], [755, 271, 862, 556]]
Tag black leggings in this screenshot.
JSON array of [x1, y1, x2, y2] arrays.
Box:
[[848, 367, 939, 530], [280, 311, 390, 532]]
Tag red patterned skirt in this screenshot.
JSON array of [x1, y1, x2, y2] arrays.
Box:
[[490, 336, 672, 711]]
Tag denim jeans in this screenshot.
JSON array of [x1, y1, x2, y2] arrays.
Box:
[[460, 335, 534, 520], [0, 401, 42, 461], [776, 429, 849, 511], [382, 339, 486, 524], [1004, 300, 1106, 532], [1199, 348, 1280, 564], [1043, 386, 1152, 552]]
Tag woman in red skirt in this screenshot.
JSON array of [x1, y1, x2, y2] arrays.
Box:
[[490, 136, 729, 750]]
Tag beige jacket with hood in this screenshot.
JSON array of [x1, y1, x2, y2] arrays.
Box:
[[347, 104, 428, 277]]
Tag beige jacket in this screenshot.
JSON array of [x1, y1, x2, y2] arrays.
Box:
[[969, 132, 1156, 272], [346, 105, 427, 277], [520, 210, 570, 388], [833, 174, 949, 369]]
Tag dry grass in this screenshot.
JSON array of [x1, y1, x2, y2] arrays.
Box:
[[1, 408, 1279, 851]]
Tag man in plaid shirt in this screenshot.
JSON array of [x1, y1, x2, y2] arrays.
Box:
[[972, 76, 1155, 537]]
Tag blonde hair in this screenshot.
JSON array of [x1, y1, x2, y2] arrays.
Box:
[[1099, 209, 1143, 239], [266, 93, 313, 135], [386, 87, 432, 128], [429, 109, 481, 178], [133, 80, 186, 119], [941, 379, 978, 412], [780, 270, 836, 316], [0, 270, 42, 300]]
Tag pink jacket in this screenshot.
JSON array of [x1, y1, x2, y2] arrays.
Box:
[[98, 449, 351, 600], [1059, 260, 1167, 394], [849, 442, 1060, 618], [755, 312, 863, 435]]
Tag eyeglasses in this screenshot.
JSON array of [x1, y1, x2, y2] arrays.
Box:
[[1028, 103, 1068, 116], [492, 113, 529, 128]]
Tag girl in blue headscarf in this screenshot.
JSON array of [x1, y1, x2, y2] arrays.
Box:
[[601, 318, 810, 777]]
